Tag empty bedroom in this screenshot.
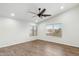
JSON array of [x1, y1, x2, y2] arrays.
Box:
[[0, 3, 79, 56]]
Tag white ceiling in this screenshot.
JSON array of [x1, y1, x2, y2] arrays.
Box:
[[0, 3, 78, 23]]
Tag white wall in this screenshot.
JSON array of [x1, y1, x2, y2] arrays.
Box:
[[0, 17, 36, 48], [0, 4, 79, 48], [38, 6, 79, 47]]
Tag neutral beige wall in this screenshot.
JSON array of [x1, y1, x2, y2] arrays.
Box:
[[38, 6, 79, 47]]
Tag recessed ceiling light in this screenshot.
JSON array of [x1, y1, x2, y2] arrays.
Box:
[[60, 6, 64, 10], [11, 13, 15, 16]]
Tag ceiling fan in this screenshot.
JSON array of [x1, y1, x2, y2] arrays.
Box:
[[28, 8, 51, 18]]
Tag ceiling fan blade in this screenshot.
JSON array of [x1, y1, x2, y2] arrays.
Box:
[[38, 8, 41, 11], [38, 9, 46, 15], [37, 9, 46, 18], [32, 15, 36, 18], [28, 11, 37, 14], [38, 8, 41, 12], [42, 14, 51, 17]]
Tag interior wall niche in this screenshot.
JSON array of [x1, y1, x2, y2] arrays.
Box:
[[46, 23, 63, 37]]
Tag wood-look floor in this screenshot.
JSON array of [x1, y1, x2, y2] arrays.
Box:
[[0, 40, 79, 56]]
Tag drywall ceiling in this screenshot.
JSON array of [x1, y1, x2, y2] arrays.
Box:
[[0, 3, 78, 23]]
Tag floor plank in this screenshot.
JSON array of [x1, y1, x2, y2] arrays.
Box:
[[0, 40, 79, 56]]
